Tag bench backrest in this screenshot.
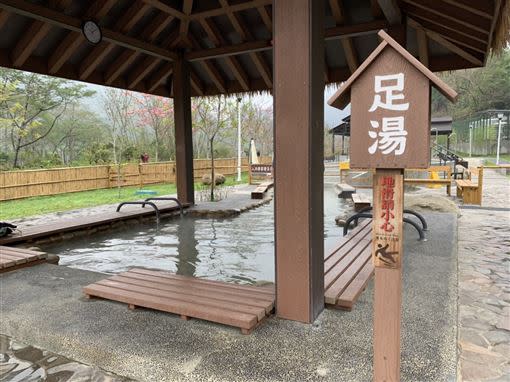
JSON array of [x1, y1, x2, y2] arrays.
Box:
[[405, 165, 452, 180], [468, 166, 483, 188]]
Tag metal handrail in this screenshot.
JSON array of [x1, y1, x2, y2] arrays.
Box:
[[343, 212, 426, 241], [142, 197, 183, 217], [116, 201, 160, 224], [355, 206, 428, 231]]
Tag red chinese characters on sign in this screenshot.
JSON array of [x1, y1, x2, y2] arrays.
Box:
[[380, 176, 395, 233], [373, 171, 403, 270]]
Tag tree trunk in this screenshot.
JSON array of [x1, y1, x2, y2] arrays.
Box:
[[210, 137, 215, 202], [13, 146, 21, 168]]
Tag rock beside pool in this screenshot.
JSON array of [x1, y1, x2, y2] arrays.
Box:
[[201, 173, 226, 185], [335, 211, 355, 227], [254, 280, 274, 288], [405, 194, 460, 215], [46, 254, 60, 265]]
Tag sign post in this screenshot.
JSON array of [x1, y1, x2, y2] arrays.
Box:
[[328, 30, 457, 381]]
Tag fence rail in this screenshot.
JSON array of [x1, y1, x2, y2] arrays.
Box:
[[0, 157, 272, 201]]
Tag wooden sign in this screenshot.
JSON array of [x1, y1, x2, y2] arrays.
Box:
[[328, 30, 458, 382], [328, 30, 458, 169], [372, 170, 403, 269]]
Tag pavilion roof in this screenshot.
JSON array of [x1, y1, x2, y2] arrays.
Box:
[[0, 0, 507, 98]]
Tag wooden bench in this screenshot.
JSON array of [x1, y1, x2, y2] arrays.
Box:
[[351, 194, 371, 211], [324, 219, 373, 310], [0, 246, 49, 273], [84, 268, 275, 334], [251, 181, 273, 199], [336, 183, 356, 198], [456, 166, 483, 205], [404, 165, 453, 195]]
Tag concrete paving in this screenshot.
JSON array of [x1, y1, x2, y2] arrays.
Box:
[[0, 212, 457, 381]]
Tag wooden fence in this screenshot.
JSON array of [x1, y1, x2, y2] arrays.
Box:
[[0, 157, 272, 201]]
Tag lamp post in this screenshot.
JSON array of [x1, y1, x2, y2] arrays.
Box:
[[496, 112, 504, 165], [469, 123, 473, 158], [237, 97, 242, 181]]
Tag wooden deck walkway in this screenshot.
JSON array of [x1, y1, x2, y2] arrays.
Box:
[[84, 268, 275, 334], [324, 219, 373, 310], [0, 246, 49, 273], [0, 202, 189, 246]]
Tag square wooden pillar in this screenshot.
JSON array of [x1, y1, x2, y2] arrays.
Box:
[[173, 57, 194, 205], [274, 0, 325, 323]]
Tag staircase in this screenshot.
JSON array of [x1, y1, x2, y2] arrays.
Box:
[[432, 145, 468, 179]]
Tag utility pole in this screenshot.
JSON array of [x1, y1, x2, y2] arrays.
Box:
[[237, 97, 242, 182], [496, 112, 504, 165], [469, 123, 473, 158]]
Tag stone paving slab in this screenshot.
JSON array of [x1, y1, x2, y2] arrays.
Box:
[[457, 163, 510, 382]]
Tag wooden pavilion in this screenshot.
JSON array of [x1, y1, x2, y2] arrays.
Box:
[[0, 0, 507, 323]]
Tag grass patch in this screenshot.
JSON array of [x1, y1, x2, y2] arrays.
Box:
[[1, 172, 249, 220]]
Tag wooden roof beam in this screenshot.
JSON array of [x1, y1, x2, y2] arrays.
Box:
[[408, 18, 482, 66], [106, 11, 174, 85], [441, 0, 494, 19], [257, 6, 272, 34], [12, 0, 68, 67], [142, 13, 173, 42], [408, 15, 487, 52], [185, 21, 386, 62], [199, 17, 250, 91], [141, 0, 186, 19], [79, 2, 155, 80], [0, 0, 178, 72], [377, 0, 401, 25], [189, 0, 271, 20], [218, 2, 271, 89], [402, 8, 488, 44], [12, 21, 52, 67], [48, 0, 116, 74], [0, 9, 9, 29], [147, 62, 173, 92], [189, 33, 226, 93], [105, 50, 139, 84], [415, 24, 429, 67], [401, 0, 491, 35], [190, 70, 205, 96], [329, 0, 359, 74], [127, 56, 160, 89], [185, 40, 270, 61]]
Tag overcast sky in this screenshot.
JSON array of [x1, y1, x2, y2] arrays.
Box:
[[82, 83, 350, 129]]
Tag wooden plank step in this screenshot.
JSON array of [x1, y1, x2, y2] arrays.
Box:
[[0, 246, 46, 256], [84, 283, 258, 331], [0, 245, 50, 272], [0, 247, 47, 259], [324, 219, 371, 261], [336, 260, 375, 310], [83, 271, 274, 333], [324, 227, 371, 276], [251, 181, 273, 199], [336, 183, 356, 198], [94, 279, 267, 321], [130, 268, 275, 297], [114, 273, 274, 313], [351, 194, 371, 211], [325, 245, 372, 305], [325, 237, 371, 289]]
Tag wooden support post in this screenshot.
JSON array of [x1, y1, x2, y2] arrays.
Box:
[[274, 0, 325, 323], [372, 169, 404, 382], [173, 56, 195, 204]]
